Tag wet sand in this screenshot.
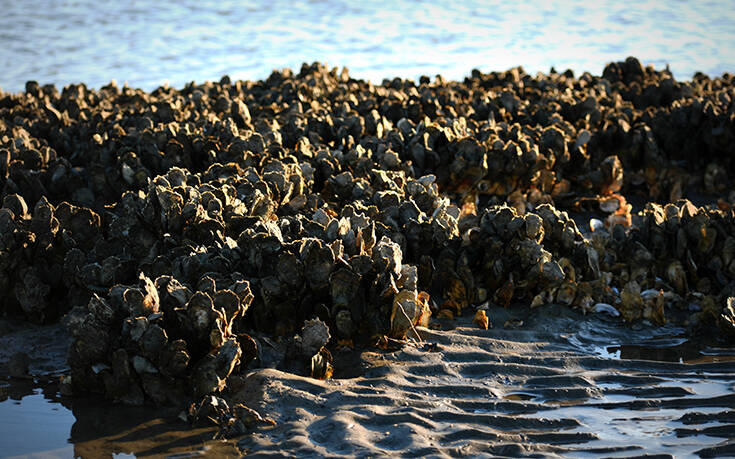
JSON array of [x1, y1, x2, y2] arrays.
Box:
[[0, 321, 70, 378], [3, 305, 734, 457], [235, 306, 735, 457]]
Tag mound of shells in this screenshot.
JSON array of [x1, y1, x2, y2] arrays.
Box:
[[1, 57, 734, 407]]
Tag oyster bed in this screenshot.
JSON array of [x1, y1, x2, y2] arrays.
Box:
[[1, 58, 735, 418]]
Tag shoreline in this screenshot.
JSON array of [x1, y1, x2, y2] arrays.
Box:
[[2, 61, 731, 100]]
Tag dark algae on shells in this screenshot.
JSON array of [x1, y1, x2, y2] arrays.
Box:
[[1, 58, 735, 414]]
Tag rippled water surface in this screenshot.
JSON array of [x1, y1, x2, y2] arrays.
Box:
[[0, 0, 733, 92]]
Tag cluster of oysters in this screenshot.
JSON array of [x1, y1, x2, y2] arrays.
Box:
[[1, 57, 734, 410]]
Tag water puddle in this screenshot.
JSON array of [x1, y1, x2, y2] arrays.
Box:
[[561, 313, 735, 365], [1, 380, 73, 458], [0, 379, 241, 458], [606, 339, 735, 364], [536, 404, 733, 458], [502, 393, 536, 401]]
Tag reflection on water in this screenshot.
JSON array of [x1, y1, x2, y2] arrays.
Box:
[[606, 338, 735, 364], [502, 393, 535, 401], [0, 0, 733, 92], [0, 379, 240, 459], [0, 380, 73, 458], [608, 343, 735, 364]]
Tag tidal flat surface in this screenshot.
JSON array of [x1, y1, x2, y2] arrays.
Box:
[[1, 0, 734, 92], [2, 306, 734, 458]]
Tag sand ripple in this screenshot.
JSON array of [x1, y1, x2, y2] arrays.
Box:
[[236, 306, 735, 457]]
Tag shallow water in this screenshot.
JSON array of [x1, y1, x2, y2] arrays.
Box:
[[0, 383, 73, 458], [1, 0, 734, 93], [0, 380, 240, 458]]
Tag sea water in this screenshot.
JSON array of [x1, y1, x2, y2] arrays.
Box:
[[0, 0, 733, 92]]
